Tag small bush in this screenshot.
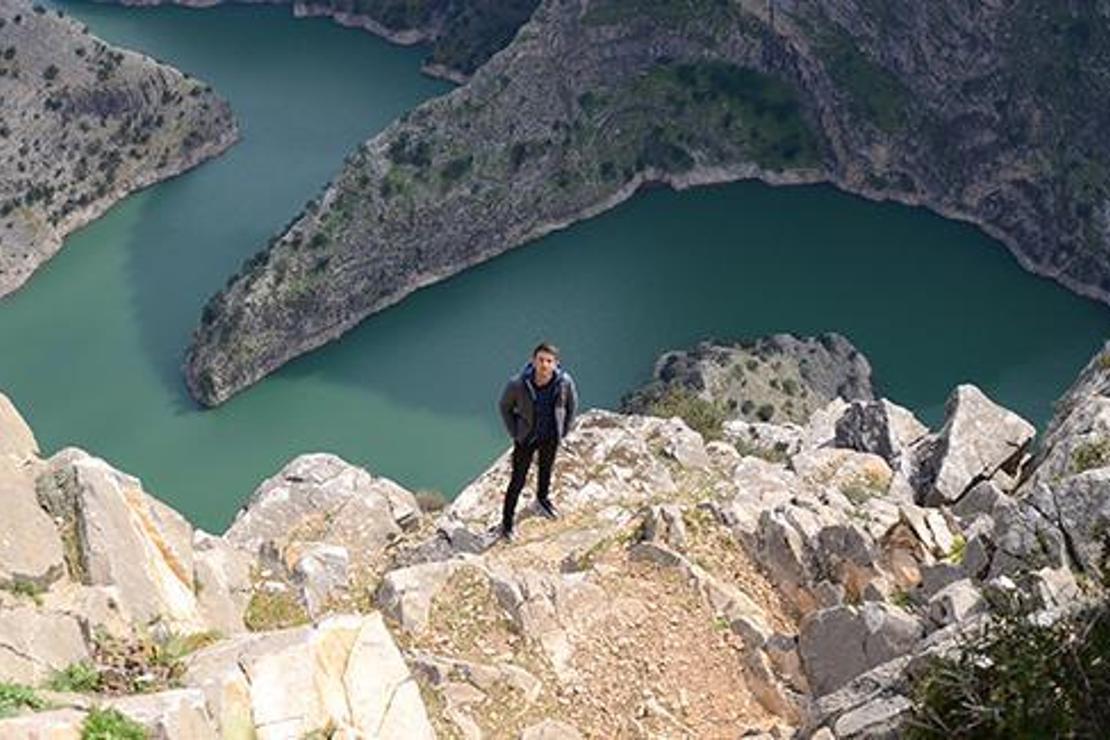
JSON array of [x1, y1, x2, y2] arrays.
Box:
[[1072, 438, 1110, 473], [414, 490, 448, 513], [907, 589, 1110, 738], [244, 588, 308, 632], [48, 661, 101, 693], [755, 403, 775, 422], [82, 707, 147, 740], [644, 387, 727, 441], [0, 682, 46, 718], [3, 579, 44, 605]]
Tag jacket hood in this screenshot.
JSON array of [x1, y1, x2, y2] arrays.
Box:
[[521, 361, 563, 384]]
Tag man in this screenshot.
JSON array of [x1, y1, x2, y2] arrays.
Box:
[[497, 342, 578, 542]]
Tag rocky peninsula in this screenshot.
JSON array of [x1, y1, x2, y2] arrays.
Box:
[[184, 0, 1110, 405], [4, 337, 1110, 736], [622, 333, 875, 427], [0, 0, 237, 298]]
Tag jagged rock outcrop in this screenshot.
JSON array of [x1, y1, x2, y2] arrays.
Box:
[[185, 612, 434, 739], [186, 0, 1110, 405], [622, 332, 875, 426], [910, 384, 1036, 506], [0, 0, 237, 297], [7, 339, 1110, 736]]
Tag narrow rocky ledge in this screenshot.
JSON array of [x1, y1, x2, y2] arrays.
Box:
[[5, 339, 1110, 737]]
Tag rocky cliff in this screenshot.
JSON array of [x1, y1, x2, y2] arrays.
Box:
[[5, 340, 1110, 737], [184, 0, 1110, 405], [0, 0, 237, 298], [101, 0, 537, 81]]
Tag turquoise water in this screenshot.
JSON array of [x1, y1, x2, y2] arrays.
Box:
[[3, 2, 1108, 532]]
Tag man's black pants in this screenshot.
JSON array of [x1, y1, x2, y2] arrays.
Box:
[[501, 436, 559, 534]]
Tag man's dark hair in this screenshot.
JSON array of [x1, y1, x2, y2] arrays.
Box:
[[533, 342, 559, 358]]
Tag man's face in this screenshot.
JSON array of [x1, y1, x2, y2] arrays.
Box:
[[533, 350, 557, 381]]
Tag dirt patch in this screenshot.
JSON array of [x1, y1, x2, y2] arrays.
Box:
[[553, 551, 777, 738]]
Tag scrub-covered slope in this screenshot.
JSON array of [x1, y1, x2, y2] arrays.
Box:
[[0, 0, 236, 297], [186, 0, 1110, 405]]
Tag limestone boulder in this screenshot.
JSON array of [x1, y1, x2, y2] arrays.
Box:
[[225, 453, 420, 563], [290, 542, 350, 617], [1024, 472, 1110, 579], [799, 603, 924, 696], [724, 420, 804, 460], [34, 449, 206, 631], [0, 392, 38, 460], [107, 689, 216, 740], [185, 612, 432, 739], [911, 385, 1035, 504], [192, 531, 251, 635], [1024, 342, 1110, 489], [0, 455, 65, 590], [927, 579, 986, 627], [790, 447, 893, 500], [376, 559, 465, 633], [833, 399, 929, 471], [0, 708, 86, 739], [0, 606, 89, 684]]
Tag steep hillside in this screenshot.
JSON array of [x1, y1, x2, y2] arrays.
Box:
[[185, 0, 1110, 405], [0, 0, 237, 297]]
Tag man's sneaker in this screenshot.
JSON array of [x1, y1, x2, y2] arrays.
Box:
[[499, 526, 516, 543], [537, 498, 560, 520]]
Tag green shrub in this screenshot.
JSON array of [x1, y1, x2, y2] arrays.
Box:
[[81, 707, 147, 740], [47, 661, 101, 693], [244, 588, 309, 632], [907, 589, 1110, 738], [2, 579, 44, 605], [0, 682, 46, 718], [414, 489, 448, 512], [644, 387, 727, 441], [1072, 438, 1110, 473]]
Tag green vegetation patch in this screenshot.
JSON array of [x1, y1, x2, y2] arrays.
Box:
[[47, 661, 102, 693], [816, 27, 911, 133], [0, 682, 47, 718], [1072, 437, 1110, 473], [81, 707, 147, 740], [907, 587, 1110, 738], [244, 587, 309, 632], [641, 386, 727, 441], [597, 61, 822, 173]]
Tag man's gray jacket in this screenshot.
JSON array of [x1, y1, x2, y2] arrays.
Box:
[[499, 362, 578, 444]]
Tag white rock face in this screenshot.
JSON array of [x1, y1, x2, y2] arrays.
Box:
[[912, 385, 1035, 504], [35, 449, 209, 632], [0, 455, 64, 590], [225, 452, 419, 558], [798, 603, 924, 696], [0, 605, 89, 684], [0, 392, 39, 460], [184, 612, 433, 739]]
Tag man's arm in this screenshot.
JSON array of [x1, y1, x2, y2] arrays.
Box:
[[564, 375, 578, 434], [498, 381, 517, 438]]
